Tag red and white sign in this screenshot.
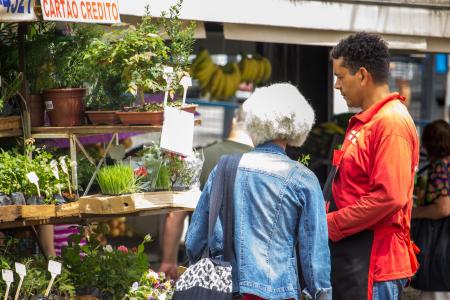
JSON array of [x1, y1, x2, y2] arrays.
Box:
[[41, 0, 120, 24]]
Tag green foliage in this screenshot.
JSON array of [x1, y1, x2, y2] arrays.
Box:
[[20, 256, 76, 299], [97, 163, 140, 195], [298, 154, 311, 166], [159, 0, 196, 71], [62, 225, 150, 298], [0, 73, 22, 112], [0, 237, 75, 298], [0, 139, 70, 203], [83, 1, 195, 109]]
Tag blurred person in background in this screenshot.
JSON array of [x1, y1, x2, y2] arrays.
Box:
[[411, 119, 450, 300]]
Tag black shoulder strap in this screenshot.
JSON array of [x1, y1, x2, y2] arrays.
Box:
[[223, 154, 242, 261], [203, 153, 243, 259]]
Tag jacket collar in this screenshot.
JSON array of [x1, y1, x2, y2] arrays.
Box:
[[353, 92, 405, 124], [254, 142, 286, 155]]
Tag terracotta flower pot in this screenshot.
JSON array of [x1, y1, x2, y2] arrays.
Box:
[[180, 104, 198, 114], [43, 88, 86, 126], [116, 111, 164, 125], [86, 111, 120, 125], [29, 94, 44, 127]]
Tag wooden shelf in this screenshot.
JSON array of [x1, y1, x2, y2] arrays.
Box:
[[0, 190, 199, 229], [31, 119, 201, 138]]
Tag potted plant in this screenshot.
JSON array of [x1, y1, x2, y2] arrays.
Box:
[[95, 1, 197, 125], [62, 224, 150, 298], [82, 36, 132, 125], [97, 163, 142, 195], [40, 24, 103, 127], [0, 139, 72, 205]]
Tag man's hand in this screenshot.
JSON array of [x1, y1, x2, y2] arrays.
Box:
[[158, 262, 179, 280]]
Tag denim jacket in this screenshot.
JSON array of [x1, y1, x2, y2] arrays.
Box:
[[186, 143, 332, 300]]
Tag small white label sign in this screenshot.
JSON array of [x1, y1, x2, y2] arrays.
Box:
[[48, 260, 61, 275], [14, 263, 26, 277], [2, 269, 13, 283], [160, 107, 194, 157], [45, 101, 54, 110], [26, 172, 39, 184]]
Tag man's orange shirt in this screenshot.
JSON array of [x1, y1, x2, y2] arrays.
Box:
[[327, 93, 420, 281]]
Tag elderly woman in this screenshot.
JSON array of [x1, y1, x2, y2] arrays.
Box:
[[185, 83, 331, 300]]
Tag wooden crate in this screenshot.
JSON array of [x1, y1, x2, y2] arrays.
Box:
[[0, 205, 20, 222], [79, 190, 201, 215], [55, 202, 80, 217], [21, 205, 56, 219], [0, 116, 22, 130]]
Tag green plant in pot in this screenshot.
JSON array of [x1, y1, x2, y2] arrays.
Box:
[[62, 224, 150, 298], [82, 34, 133, 125], [97, 163, 141, 195], [104, 1, 196, 125], [0, 139, 71, 204], [40, 23, 103, 127]]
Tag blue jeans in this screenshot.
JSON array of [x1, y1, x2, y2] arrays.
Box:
[[373, 279, 408, 300]]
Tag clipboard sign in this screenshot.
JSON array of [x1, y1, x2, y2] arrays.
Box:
[[160, 107, 194, 157]]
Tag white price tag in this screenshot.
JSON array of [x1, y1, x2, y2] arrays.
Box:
[[2, 269, 13, 283], [163, 66, 174, 74], [26, 172, 39, 184], [45, 101, 54, 110], [180, 76, 192, 88], [160, 107, 194, 157], [180, 76, 192, 105], [48, 260, 61, 275], [14, 263, 26, 277], [59, 157, 68, 174], [50, 160, 60, 179]]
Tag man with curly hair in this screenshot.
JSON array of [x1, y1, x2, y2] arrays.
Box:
[[326, 32, 420, 300]]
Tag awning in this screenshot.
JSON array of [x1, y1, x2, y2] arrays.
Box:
[[119, 0, 450, 52]]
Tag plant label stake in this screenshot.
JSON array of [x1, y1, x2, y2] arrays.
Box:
[[59, 157, 72, 195], [14, 262, 26, 300], [160, 106, 194, 157], [44, 260, 61, 297], [180, 76, 192, 106], [162, 66, 174, 107], [50, 160, 62, 196], [2, 269, 14, 300], [26, 172, 41, 197]]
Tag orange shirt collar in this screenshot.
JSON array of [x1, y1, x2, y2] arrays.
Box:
[[353, 93, 405, 124]]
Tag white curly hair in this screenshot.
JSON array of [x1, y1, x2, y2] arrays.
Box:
[[243, 83, 315, 147]]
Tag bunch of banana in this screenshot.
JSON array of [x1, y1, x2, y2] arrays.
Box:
[[239, 55, 272, 84], [208, 63, 241, 100], [190, 49, 218, 90]]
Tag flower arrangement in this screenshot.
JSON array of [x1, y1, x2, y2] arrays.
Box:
[[126, 269, 175, 300], [133, 143, 203, 192]]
